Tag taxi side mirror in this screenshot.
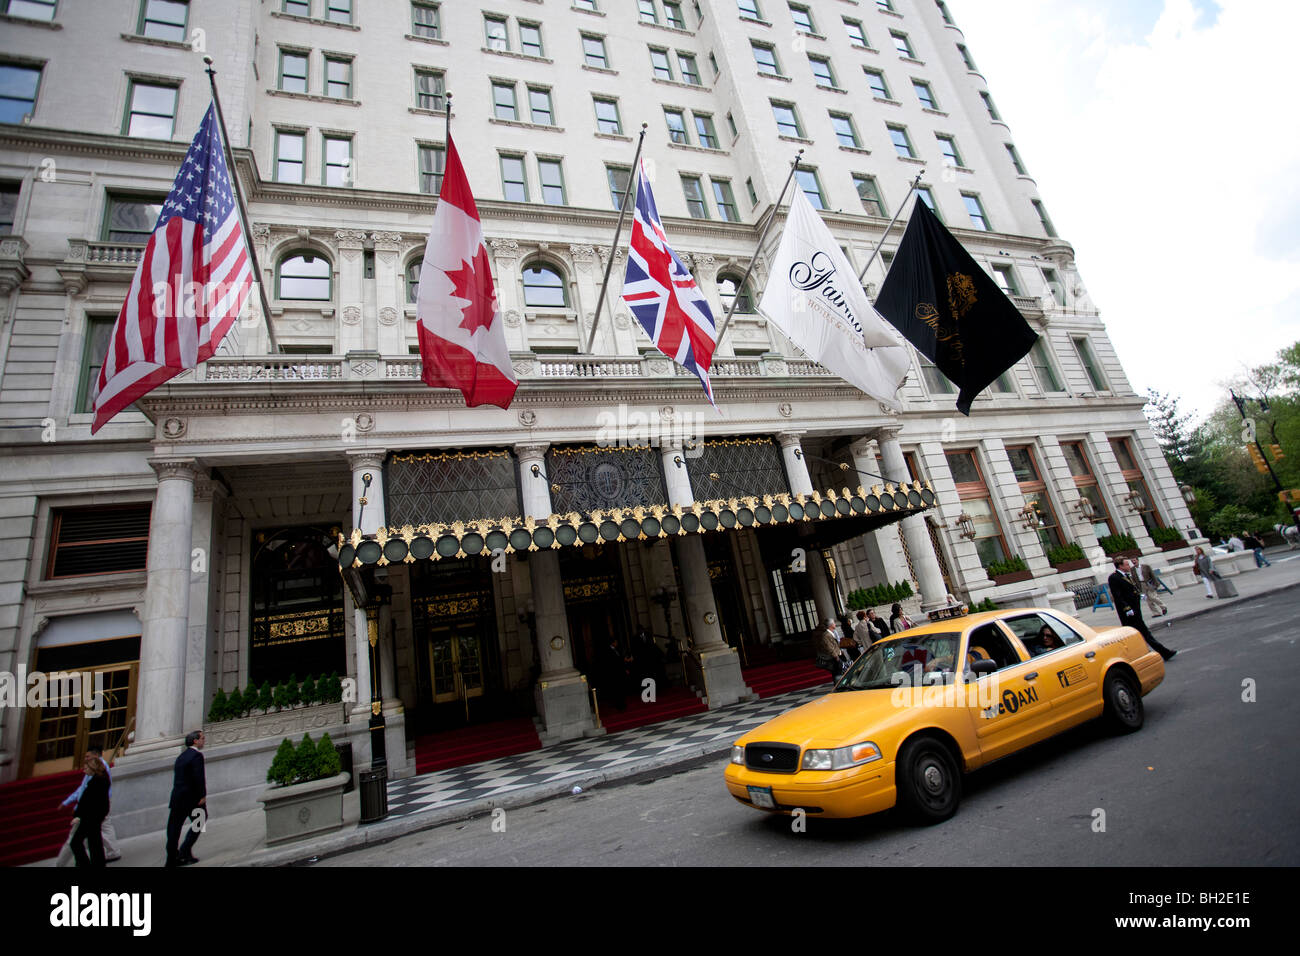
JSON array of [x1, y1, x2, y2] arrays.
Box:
[[969, 659, 997, 675]]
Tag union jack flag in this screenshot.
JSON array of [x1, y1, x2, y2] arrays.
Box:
[[622, 160, 716, 405], [92, 102, 252, 433]]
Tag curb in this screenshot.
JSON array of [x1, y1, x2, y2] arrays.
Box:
[[1146, 582, 1295, 630]]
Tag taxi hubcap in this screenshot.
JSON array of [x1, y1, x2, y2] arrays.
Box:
[[922, 763, 944, 793]]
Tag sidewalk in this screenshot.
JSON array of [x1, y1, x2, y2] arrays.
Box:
[[31, 548, 1300, 869]]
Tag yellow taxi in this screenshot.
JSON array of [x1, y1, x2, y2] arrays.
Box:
[[725, 608, 1164, 824]]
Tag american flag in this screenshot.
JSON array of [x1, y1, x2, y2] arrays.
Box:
[[622, 160, 717, 405], [92, 102, 253, 433]]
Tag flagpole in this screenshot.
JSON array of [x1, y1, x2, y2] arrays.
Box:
[[585, 124, 647, 354], [857, 171, 924, 286], [203, 56, 279, 353], [444, 90, 452, 152], [714, 149, 803, 347]]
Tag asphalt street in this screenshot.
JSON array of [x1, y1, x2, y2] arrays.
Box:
[[316, 590, 1300, 867]]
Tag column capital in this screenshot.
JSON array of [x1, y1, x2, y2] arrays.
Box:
[[874, 425, 902, 444], [149, 458, 200, 482], [514, 443, 549, 462], [192, 474, 229, 504], [776, 431, 805, 450], [849, 436, 877, 459], [346, 451, 386, 471]]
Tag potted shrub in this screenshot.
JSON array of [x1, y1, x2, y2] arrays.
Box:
[[1098, 533, 1140, 558], [1046, 541, 1090, 572], [1150, 526, 1189, 551], [984, 554, 1033, 585], [258, 731, 349, 847]]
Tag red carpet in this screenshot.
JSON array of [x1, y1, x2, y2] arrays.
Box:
[[598, 684, 707, 733], [413, 717, 543, 775], [742, 659, 833, 698], [0, 771, 82, 867]]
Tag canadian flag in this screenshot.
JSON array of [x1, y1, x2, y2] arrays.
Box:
[[415, 135, 518, 409]]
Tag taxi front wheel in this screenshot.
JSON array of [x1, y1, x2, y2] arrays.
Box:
[[1103, 671, 1144, 733], [896, 736, 961, 825]]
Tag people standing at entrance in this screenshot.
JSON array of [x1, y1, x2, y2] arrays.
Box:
[[630, 627, 666, 693], [1108, 557, 1176, 661], [58, 746, 120, 865], [165, 730, 206, 867], [889, 603, 914, 634], [866, 609, 890, 642], [1242, 531, 1271, 567], [852, 610, 876, 649], [1129, 557, 1167, 617], [68, 751, 111, 867], [814, 620, 843, 677]]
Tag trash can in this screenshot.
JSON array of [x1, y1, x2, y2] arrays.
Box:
[[359, 768, 388, 823]]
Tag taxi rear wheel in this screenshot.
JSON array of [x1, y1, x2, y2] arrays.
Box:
[[1103, 671, 1144, 733], [896, 736, 961, 825]]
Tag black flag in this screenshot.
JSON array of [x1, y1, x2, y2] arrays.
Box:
[[874, 198, 1038, 415]]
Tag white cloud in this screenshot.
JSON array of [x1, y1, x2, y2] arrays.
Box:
[[954, 0, 1300, 420]]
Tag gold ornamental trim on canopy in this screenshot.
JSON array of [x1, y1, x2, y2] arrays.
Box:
[[337, 481, 937, 568]]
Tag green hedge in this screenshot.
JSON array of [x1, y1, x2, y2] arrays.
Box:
[[1046, 541, 1085, 565], [207, 672, 344, 724], [1098, 533, 1138, 555], [266, 732, 343, 788], [984, 554, 1028, 577], [968, 597, 999, 613], [1149, 527, 1185, 545], [846, 579, 914, 609]]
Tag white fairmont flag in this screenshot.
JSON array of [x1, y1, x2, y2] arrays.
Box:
[[758, 188, 911, 406]]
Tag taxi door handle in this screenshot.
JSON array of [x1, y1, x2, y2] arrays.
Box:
[[1085, 651, 1096, 659], [1025, 672, 1038, 680]]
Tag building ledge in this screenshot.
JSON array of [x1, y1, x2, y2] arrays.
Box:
[[0, 12, 60, 29], [403, 33, 449, 46], [481, 46, 554, 65], [266, 89, 361, 108], [489, 118, 564, 134], [120, 33, 190, 51], [270, 10, 360, 31]]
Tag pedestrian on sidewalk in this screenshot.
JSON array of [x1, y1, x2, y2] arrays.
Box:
[[68, 752, 111, 867], [165, 729, 206, 867], [852, 610, 876, 649], [57, 746, 120, 865], [1242, 531, 1271, 567], [814, 620, 843, 678], [865, 609, 890, 642], [1194, 546, 1229, 599], [889, 602, 914, 634], [1129, 557, 1167, 617], [1108, 557, 1176, 661]]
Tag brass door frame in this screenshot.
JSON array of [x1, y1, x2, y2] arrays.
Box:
[[19, 662, 139, 779]]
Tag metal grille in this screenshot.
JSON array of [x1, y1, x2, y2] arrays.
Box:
[[48, 505, 151, 578], [387, 449, 521, 526], [745, 742, 800, 773], [547, 444, 667, 514], [685, 436, 790, 500]]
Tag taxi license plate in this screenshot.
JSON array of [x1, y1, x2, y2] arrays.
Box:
[[748, 786, 776, 809]]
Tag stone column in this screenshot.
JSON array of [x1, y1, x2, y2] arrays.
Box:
[[184, 475, 226, 732], [875, 429, 952, 614], [372, 231, 405, 355], [348, 452, 386, 537], [777, 432, 837, 623], [660, 439, 747, 706], [516, 443, 595, 742], [132, 459, 199, 753], [335, 229, 369, 355], [848, 437, 911, 592]]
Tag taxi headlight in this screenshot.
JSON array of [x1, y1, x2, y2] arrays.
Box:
[[730, 745, 745, 765], [801, 742, 882, 771]]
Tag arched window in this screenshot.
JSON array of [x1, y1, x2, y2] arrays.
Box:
[[521, 262, 567, 308], [249, 526, 346, 686], [405, 259, 421, 304], [717, 273, 754, 314], [277, 250, 332, 300]]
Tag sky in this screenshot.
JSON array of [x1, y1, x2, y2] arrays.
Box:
[[952, 0, 1300, 422]]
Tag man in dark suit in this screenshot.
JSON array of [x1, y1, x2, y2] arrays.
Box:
[[166, 729, 206, 867], [1109, 557, 1175, 661]]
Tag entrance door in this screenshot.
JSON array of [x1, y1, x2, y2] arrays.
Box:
[[560, 543, 633, 674], [22, 663, 137, 778], [428, 625, 485, 710]]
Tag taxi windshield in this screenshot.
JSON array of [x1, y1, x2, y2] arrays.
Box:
[[835, 632, 962, 691]]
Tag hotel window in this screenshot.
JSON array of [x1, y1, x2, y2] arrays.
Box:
[[0, 182, 18, 234], [282, 0, 309, 15], [771, 102, 801, 138], [726, 111, 737, 138], [712, 178, 739, 222], [1028, 339, 1063, 393], [522, 263, 566, 308], [650, 47, 674, 81], [324, 56, 352, 99], [124, 80, 178, 138], [710, 52, 720, 78], [138, 0, 188, 42], [737, 0, 761, 19], [678, 53, 701, 85], [528, 87, 554, 125], [46, 505, 152, 579], [574, 0, 597, 8], [322, 135, 351, 186], [915, 185, 941, 220], [492, 81, 518, 121], [864, 68, 890, 99], [843, 17, 867, 46], [274, 130, 305, 183], [582, 34, 609, 68], [887, 124, 915, 158], [537, 158, 566, 205], [606, 164, 631, 210], [917, 353, 954, 394], [1007, 445, 1064, 552], [692, 112, 718, 148], [1063, 441, 1115, 539], [991, 263, 1019, 296], [980, 91, 1000, 120], [795, 169, 825, 210], [1032, 199, 1058, 237], [853, 175, 885, 216], [1111, 437, 1164, 535], [877, 0, 895, 10], [681, 175, 709, 218], [411, 1, 440, 38], [102, 192, 164, 242], [936, 134, 963, 167], [519, 21, 544, 57], [746, 177, 757, 206], [946, 450, 1009, 567], [484, 15, 509, 51], [957, 43, 976, 70], [594, 97, 622, 135], [417, 144, 444, 195], [664, 1, 685, 29], [664, 108, 689, 144], [500, 154, 527, 201], [325, 0, 351, 24], [809, 55, 836, 87], [1072, 336, 1108, 391], [751, 42, 781, 76], [1042, 267, 1065, 306], [414, 69, 445, 111], [638, 0, 658, 24], [830, 113, 859, 148], [718, 273, 754, 313], [912, 79, 937, 109], [891, 31, 914, 58], [962, 192, 990, 230], [936, 0, 953, 24], [4, 0, 56, 21], [405, 261, 421, 303], [789, 3, 814, 32], [277, 250, 332, 300], [991, 371, 1015, 394], [278, 51, 310, 95], [76, 316, 116, 413], [1006, 143, 1027, 175]]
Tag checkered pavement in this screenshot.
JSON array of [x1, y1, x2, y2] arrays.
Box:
[[384, 686, 827, 817]]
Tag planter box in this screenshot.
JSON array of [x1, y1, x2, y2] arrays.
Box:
[[259, 772, 351, 847], [205, 701, 347, 746], [1157, 539, 1189, 552], [989, 569, 1033, 585], [1049, 558, 1091, 572], [1102, 548, 1142, 561]]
